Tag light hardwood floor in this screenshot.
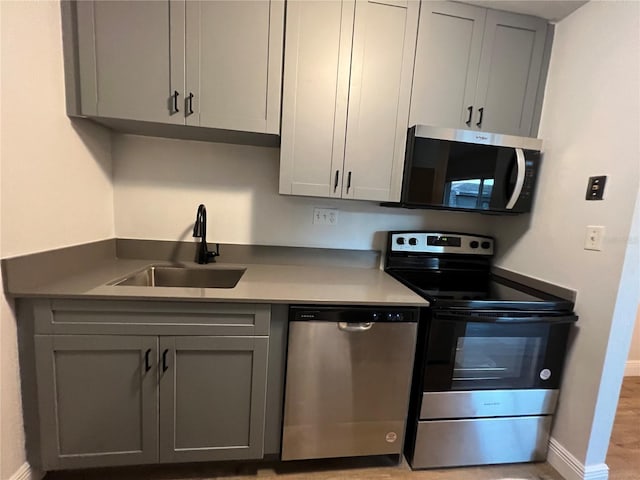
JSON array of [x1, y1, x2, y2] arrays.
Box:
[[46, 378, 640, 480], [607, 376, 640, 480]]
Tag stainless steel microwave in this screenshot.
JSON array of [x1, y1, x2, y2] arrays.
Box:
[[394, 125, 543, 214]]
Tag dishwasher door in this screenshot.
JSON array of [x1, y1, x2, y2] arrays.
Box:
[[281, 313, 418, 461]]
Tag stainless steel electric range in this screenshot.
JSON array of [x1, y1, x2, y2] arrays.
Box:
[[384, 231, 577, 469]]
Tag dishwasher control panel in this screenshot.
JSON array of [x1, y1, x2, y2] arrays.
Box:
[[290, 306, 418, 323]]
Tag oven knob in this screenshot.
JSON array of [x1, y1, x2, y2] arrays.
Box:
[[396, 237, 405, 245], [470, 241, 479, 249], [481, 241, 491, 250], [409, 238, 418, 246]]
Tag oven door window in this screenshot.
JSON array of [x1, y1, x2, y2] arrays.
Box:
[[454, 335, 542, 385], [423, 320, 550, 391]]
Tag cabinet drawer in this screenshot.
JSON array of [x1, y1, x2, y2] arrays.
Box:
[[33, 300, 270, 336]]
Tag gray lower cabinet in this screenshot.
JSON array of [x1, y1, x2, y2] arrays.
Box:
[[31, 301, 270, 471], [35, 335, 160, 469], [159, 336, 268, 463]]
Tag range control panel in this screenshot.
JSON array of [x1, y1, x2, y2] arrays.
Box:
[[390, 232, 494, 256]]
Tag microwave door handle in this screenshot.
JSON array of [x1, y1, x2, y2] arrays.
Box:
[[505, 148, 526, 210]]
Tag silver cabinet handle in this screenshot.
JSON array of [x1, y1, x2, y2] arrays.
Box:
[[338, 322, 373, 332], [506, 148, 526, 210]]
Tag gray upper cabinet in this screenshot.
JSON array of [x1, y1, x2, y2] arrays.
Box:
[[73, 0, 183, 123], [65, 0, 283, 135], [409, 2, 485, 130], [410, 1, 549, 137], [185, 1, 283, 134], [342, 0, 420, 202], [279, 0, 419, 202], [474, 10, 548, 136]]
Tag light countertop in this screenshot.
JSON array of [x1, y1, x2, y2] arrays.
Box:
[[7, 258, 428, 307]]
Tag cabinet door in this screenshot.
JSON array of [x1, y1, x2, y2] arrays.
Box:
[[279, 0, 355, 198], [474, 10, 548, 136], [76, 0, 184, 123], [342, 0, 419, 202], [159, 336, 268, 463], [409, 1, 486, 130], [185, 1, 284, 133], [34, 335, 158, 470]]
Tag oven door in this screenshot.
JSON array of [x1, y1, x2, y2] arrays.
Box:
[[422, 310, 575, 391]]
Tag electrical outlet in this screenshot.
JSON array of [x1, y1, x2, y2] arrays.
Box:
[[584, 226, 605, 251], [313, 208, 339, 225]]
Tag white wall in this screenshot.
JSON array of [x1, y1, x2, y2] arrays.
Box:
[[113, 134, 493, 251], [587, 188, 639, 464], [626, 308, 640, 372], [0, 2, 115, 478], [492, 0, 640, 470], [0, 3, 114, 258]]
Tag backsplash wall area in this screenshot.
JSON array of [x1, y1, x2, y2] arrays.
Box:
[[112, 134, 493, 252]]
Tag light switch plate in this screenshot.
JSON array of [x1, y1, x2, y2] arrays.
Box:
[[586, 176, 607, 200], [584, 225, 605, 251]]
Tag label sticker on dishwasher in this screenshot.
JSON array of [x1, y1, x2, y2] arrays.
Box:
[[385, 432, 398, 443], [540, 369, 552, 380]]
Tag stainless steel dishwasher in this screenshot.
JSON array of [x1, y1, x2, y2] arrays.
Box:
[[281, 305, 418, 461]]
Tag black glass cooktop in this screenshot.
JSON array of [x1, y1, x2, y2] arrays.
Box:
[[388, 269, 574, 311]]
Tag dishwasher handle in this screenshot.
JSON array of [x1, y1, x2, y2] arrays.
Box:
[[338, 321, 373, 332]]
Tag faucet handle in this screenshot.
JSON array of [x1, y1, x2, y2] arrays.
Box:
[[207, 243, 220, 261]]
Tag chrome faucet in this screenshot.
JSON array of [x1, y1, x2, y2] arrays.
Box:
[[193, 204, 219, 264]]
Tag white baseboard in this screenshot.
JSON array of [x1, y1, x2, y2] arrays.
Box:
[[9, 462, 43, 480], [548, 437, 609, 480], [624, 360, 640, 376]]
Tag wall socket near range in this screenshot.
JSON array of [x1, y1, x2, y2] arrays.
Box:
[[584, 226, 605, 251], [313, 208, 339, 225]]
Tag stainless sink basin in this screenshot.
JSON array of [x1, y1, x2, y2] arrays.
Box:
[[112, 266, 245, 289]]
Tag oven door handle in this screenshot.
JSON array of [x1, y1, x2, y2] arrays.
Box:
[[433, 311, 578, 324]]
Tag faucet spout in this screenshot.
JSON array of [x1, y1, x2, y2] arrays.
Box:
[[193, 204, 219, 264]]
